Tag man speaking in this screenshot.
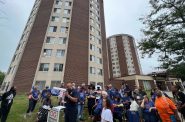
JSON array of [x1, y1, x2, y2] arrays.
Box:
[[65, 82, 78, 122]]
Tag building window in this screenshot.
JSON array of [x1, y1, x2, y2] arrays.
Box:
[[95, 22, 100, 28], [90, 18, 94, 24], [90, 55, 96, 62], [56, 49, 65, 57], [62, 17, 69, 23], [54, 63, 63, 72], [35, 81, 46, 91], [48, 26, 57, 32], [12, 55, 16, 62], [56, 0, 62, 5], [50, 80, 61, 88], [97, 47, 101, 54], [43, 49, 52, 57], [7, 67, 12, 74], [90, 26, 95, 32], [11, 66, 16, 74], [90, 44, 96, 51], [97, 68, 103, 75], [58, 37, 66, 44], [16, 44, 21, 51], [21, 41, 25, 48], [54, 8, 61, 13], [64, 9, 71, 14], [90, 34, 95, 41], [65, 1, 72, 6], [46, 37, 55, 44], [90, 67, 96, 74], [61, 27, 68, 33], [51, 16, 59, 22], [96, 57, 102, 64], [16, 53, 21, 60], [39, 63, 49, 71]]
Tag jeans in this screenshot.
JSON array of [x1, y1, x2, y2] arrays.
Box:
[[88, 103, 95, 116], [128, 111, 140, 122], [113, 112, 122, 122], [26, 99, 37, 113], [170, 115, 176, 122], [77, 104, 84, 119], [143, 112, 159, 122]]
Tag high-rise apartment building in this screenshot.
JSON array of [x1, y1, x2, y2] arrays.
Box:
[[2, 0, 109, 92], [107, 34, 142, 80]]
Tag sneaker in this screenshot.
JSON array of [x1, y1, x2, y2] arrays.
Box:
[[28, 112, 32, 116], [23, 114, 27, 119]]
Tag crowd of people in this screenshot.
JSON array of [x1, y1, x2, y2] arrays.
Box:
[[0, 81, 185, 122]]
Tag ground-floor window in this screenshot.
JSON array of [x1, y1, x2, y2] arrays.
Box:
[[35, 81, 46, 91]]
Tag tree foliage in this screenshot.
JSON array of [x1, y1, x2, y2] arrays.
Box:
[[168, 62, 185, 81], [139, 0, 185, 69], [0, 71, 5, 85]]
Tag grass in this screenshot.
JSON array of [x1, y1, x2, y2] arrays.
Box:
[[6, 94, 92, 122]]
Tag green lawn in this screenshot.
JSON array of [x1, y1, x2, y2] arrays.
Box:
[[6, 95, 92, 122]]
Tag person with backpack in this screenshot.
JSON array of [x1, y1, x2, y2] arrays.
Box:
[[0, 86, 16, 122]]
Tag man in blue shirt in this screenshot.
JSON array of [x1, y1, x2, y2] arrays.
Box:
[[65, 83, 78, 122], [41, 86, 50, 103]]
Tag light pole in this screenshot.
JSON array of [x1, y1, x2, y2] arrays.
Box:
[[152, 72, 157, 87]]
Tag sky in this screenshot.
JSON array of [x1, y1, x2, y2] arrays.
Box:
[[0, 0, 160, 74]]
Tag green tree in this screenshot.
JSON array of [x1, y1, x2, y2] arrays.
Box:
[[139, 0, 185, 68], [168, 63, 185, 82], [0, 71, 5, 85]]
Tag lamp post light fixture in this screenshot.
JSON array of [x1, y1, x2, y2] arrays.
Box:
[[152, 72, 157, 86]]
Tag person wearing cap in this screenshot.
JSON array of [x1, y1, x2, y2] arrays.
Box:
[[0, 86, 16, 122]]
